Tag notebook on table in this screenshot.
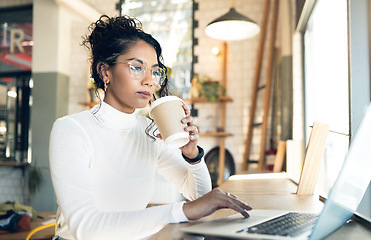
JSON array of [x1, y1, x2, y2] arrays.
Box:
[[182, 103, 371, 240]]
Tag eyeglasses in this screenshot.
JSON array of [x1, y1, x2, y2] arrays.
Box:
[[113, 59, 166, 86]]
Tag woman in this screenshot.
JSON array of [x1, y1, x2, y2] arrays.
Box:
[[49, 15, 251, 240]]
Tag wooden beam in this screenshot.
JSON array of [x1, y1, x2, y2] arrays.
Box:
[[242, 0, 271, 171], [258, 0, 279, 172]]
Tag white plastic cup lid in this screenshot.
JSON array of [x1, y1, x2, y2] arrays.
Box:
[[149, 96, 184, 118]]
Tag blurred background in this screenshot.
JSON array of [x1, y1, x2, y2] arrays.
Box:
[[0, 0, 370, 219]]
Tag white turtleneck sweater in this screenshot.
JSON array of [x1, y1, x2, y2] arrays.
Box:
[[49, 101, 212, 240]]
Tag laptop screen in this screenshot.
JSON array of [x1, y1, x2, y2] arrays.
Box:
[[310, 103, 371, 239]]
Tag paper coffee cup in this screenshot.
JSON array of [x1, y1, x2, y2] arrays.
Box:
[[149, 96, 189, 148]]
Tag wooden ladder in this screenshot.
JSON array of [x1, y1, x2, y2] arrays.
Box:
[[242, 0, 279, 172]]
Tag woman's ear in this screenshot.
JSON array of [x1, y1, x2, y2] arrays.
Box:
[[97, 63, 109, 82]]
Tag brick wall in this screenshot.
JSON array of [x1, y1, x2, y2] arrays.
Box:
[[0, 168, 24, 204], [194, 0, 278, 173], [68, 0, 118, 114]]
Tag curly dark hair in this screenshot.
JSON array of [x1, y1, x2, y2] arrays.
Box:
[[82, 15, 169, 97], [82, 15, 170, 139]]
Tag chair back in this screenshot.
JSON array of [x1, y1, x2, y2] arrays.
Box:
[[296, 122, 329, 195]]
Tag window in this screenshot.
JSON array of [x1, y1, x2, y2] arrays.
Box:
[[0, 5, 32, 163], [301, 0, 349, 196], [120, 0, 193, 98]]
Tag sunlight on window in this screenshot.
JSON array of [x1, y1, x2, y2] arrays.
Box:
[[304, 0, 349, 197], [122, 0, 193, 98]]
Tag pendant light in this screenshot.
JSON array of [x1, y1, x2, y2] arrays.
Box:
[[205, 0, 260, 41]]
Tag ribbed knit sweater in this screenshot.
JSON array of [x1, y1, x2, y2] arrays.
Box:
[[49, 101, 211, 240]]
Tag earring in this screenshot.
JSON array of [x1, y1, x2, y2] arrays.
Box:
[[104, 81, 109, 91]]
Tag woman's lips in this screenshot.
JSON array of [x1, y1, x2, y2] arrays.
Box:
[[137, 91, 151, 98]]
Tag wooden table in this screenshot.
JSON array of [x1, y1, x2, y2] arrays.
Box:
[[219, 173, 299, 194], [5, 173, 370, 239], [149, 173, 371, 240], [1, 212, 55, 240]]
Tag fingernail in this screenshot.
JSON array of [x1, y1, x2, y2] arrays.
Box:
[[185, 126, 191, 131], [239, 208, 250, 218], [181, 118, 187, 123]]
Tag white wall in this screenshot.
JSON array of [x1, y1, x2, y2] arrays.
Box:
[[194, 0, 263, 173], [34, 0, 118, 115], [29, 0, 107, 211], [194, 0, 294, 173]]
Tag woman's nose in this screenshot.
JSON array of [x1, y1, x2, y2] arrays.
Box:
[[142, 70, 155, 86]]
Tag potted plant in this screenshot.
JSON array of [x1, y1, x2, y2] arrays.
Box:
[[197, 75, 225, 102], [24, 161, 48, 204], [27, 164, 43, 195]]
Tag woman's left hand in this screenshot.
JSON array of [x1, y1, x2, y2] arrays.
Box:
[[155, 103, 200, 161], [179, 103, 200, 161]]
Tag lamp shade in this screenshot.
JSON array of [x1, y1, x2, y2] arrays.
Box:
[[205, 7, 260, 41]]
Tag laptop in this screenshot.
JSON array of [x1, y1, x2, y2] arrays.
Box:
[[182, 103, 371, 240]]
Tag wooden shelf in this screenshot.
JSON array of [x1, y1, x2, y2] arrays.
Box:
[[199, 132, 233, 137], [0, 161, 29, 167], [184, 95, 233, 104]]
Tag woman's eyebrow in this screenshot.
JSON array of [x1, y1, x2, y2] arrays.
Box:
[[126, 57, 139, 62], [126, 58, 160, 68]]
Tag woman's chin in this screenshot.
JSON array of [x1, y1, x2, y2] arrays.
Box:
[[135, 101, 150, 109]]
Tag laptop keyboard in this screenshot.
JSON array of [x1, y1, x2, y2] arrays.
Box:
[[237, 212, 319, 237]]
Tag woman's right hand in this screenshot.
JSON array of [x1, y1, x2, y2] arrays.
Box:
[[182, 188, 252, 220]]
